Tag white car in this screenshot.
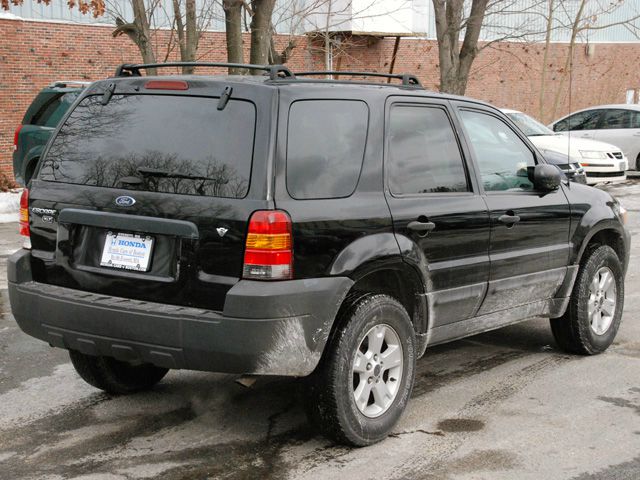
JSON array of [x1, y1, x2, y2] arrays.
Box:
[[502, 109, 628, 185], [549, 104, 640, 170]]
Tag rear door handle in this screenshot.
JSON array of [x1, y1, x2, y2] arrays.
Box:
[[498, 214, 521, 226], [408, 220, 436, 234]]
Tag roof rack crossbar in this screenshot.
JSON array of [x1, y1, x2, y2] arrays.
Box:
[[114, 62, 295, 80], [293, 71, 422, 86]]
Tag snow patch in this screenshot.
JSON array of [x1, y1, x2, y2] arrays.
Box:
[[0, 190, 21, 223], [0, 11, 22, 20]]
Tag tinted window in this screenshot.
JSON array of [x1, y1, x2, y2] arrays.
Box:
[[388, 106, 468, 194], [32, 92, 80, 127], [460, 110, 535, 192], [554, 110, 601, 132], [601, 109, 636, 129], [286, 100, 368, 199], [40, 94, 254, 198]]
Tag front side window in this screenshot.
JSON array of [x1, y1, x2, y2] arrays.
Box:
[[40, 94, 255, 198], [460, 110, 535, 192], [286, 100, 368, 199], [554, 110, 601, 132], [388, 105, 469, 194]]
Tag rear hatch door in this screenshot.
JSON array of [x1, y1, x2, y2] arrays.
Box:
[[29, 79, 274, 311]]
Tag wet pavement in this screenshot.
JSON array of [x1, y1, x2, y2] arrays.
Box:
[[1, 182, 639, 480]]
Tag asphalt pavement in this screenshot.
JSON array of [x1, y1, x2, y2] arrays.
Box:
[[0, 182, 638, 480]]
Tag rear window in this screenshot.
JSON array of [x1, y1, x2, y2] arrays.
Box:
[[286, 100, 368, 199], [27, 91, 80, 127], [39, 94, 255, 198]]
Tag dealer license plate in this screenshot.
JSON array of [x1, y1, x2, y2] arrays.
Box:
[[100, 232, 154, 272]]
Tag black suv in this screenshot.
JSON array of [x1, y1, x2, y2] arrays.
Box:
[[8, 63, 630, 446]]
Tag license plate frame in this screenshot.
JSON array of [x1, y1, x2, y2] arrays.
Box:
[[100, 231, 154, 272]]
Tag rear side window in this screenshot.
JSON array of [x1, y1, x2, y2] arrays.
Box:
[[388, 105, 469, 195], [286, 100, 368, 199], [40, 94, 255, 198], [29, 92, 80, 127]]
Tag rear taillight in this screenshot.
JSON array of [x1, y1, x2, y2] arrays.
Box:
[[19, 188, 31, 248], [243, 210, 293, 280], [13, 125, 23, 151]]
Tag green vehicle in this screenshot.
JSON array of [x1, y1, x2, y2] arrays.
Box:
[[13, 81, 89, 185]]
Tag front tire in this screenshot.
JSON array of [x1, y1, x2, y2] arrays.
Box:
[[306, 294, 416, 446], [69, 350, 169, 394], [550, 245, 624, 355]]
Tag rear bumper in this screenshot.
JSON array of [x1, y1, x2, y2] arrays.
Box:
[[8, 249, 353, 376]]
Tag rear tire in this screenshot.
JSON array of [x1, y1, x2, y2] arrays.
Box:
[[636, 154, 640, 171], [305, 294, 416, 446], [69, 350, 169, 394], [550, 245, 624, 355]]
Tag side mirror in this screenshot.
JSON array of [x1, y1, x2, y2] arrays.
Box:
[[531, 164, 562, 191]]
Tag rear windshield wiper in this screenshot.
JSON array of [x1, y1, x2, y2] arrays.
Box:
[[136, 167, 229, 183]]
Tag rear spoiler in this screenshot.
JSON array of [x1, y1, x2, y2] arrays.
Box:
[[47, 81, 92, 88]]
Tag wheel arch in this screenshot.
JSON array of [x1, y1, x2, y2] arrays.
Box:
[[318, 261, 427, 374], [328, 232, 428, 333], [575, 223, 627, 272]]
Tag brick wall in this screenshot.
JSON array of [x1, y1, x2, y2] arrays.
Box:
[[2, 17, 640, 178]]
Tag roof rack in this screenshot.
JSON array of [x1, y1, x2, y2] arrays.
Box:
[[293, 71, 422, 87], [113, 63, 422, 88], [47, 80, 92, 88], [114, 62, 294, 80]]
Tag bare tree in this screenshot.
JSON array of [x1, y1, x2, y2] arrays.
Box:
[[112, 0, 157, 73], [4, 0, 291, 75], [171, 0, 200, 73], [531, 0, 640, 121], [223, 0, 245, 71], [538, 0, 556, 120], [222, 0, 298, 72], [432, 0, 490, 95], [431, 0, 557, 95], [249, 0, 276, 67]]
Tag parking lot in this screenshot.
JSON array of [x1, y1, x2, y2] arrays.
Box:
[[0, 181, 638, 480]]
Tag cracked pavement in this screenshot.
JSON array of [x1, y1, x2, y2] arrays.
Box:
[[1, 182, 639, 480]]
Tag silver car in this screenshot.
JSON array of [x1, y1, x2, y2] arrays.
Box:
[[550, 104, 640, 170]]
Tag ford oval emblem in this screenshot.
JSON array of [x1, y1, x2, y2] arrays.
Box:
[[115, 196, 136, 207]]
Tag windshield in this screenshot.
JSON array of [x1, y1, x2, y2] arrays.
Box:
[[506, 112, 555, 136], [39, 94, 255, 198]]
